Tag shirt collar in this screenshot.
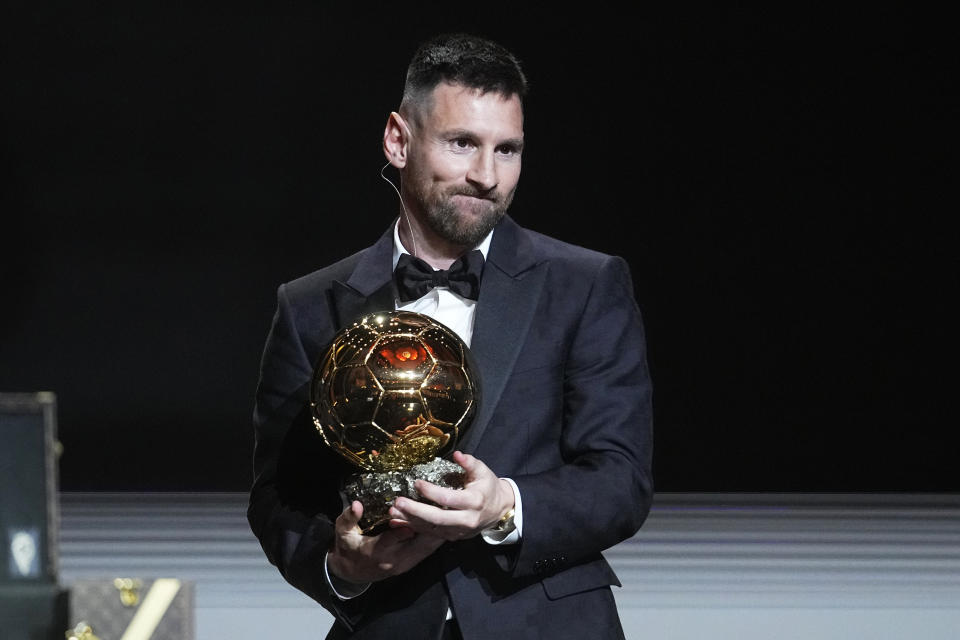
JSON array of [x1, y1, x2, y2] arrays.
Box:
[[391, 218, 494, 270]]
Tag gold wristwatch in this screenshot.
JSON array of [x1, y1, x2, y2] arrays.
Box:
[[493, 508, 516, 533]]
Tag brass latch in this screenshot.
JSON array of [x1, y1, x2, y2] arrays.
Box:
[[114, 577, 144, 607], [65, 622, 100, 640]]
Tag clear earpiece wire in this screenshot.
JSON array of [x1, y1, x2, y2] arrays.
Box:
[[380, 161, 418, 258]]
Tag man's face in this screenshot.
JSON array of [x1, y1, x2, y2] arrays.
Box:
[[402, 82, 524, 248]]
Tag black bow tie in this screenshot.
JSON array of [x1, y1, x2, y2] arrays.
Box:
[[394, 250, 485, 302]]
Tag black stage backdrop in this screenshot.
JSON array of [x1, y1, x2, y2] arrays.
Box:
[[1, 5, 955, 491]]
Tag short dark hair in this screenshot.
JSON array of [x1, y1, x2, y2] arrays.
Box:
[[400, 33, 528, 124]]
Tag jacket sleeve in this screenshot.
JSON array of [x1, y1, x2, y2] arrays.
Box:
[[506, 255, 654, 580], [246, 283, 367, 627]]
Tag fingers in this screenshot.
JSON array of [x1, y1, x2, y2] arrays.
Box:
[[391, 495, 458, 528], [415, 479, 482, 510], [389, 490, 487, 537], [452, 450, 476, 473], [452, 451, 492, 484], [387, 452, 513, 539], [330, 510, 443, 582], [336, 501, 363, 533], [329, 453, 497, 579]]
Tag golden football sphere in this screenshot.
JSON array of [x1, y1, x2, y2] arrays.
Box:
[[310, 310, 478, 472]]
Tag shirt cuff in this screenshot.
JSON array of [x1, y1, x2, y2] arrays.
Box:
[[480, 477, 523, 545], [324, 551, 371, 600]]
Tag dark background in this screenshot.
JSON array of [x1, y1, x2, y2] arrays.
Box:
[[1, 5, 955, 492]]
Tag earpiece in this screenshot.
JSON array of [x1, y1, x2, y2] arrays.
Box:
[[380, 162, 419, 258]]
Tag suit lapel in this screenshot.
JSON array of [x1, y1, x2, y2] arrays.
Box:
[[331, 280, 395, 330], [330, 223, 397, 329], [460, 216, 547, 454]]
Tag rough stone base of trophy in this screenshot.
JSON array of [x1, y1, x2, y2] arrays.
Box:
[[342, 458, 466, 536]]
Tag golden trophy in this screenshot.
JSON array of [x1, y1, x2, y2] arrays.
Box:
[[310, 310, 479, 534]]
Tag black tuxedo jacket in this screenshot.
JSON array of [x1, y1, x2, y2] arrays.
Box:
[[248, 215, 654, 639]]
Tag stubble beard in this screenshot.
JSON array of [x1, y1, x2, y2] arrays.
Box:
[[420, 186, 515, 248]]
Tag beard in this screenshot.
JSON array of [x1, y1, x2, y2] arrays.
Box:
[[417, 185, 515, 248]]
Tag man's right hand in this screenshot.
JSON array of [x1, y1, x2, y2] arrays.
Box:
[[326, 501, 445, 584]]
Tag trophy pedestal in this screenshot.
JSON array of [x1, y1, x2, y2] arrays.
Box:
[[342, 458, 465, 535]]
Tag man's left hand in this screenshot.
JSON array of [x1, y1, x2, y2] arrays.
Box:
[[388, 451, 514, 541]]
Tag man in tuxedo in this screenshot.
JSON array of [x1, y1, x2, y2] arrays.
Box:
[[248, 33, 654, 639]]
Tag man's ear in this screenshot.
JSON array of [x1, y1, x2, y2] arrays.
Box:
[[383, 111, 412, 168]]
